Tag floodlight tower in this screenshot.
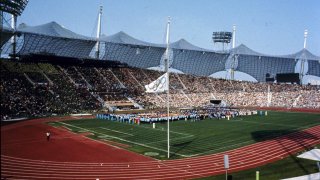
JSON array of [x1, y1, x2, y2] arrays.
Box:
[[212, 31, 232, 52], [95, 5, 103, 59], [0, 0, 29, 58], [300, 29, 308, 83]]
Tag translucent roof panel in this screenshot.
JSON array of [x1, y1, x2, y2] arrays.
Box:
[[171, 49, 228, 76], [1, 28, 14, 47], [8, 21, 320, 82], [102, 42, 165, 68], [17, 33, 96, 58], [237, 55, 296, 82], [308, 60, 320, 77]]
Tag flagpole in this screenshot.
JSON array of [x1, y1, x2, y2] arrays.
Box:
[[165, 16, 171, 159]]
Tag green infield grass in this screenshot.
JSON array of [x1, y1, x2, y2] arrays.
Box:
[[49, 111, 320, 159], [197, 145, 320, 180]]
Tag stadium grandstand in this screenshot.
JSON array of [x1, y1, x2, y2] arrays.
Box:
[[1, 18, 320, 120]]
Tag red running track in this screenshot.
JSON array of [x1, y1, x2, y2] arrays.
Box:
[[1, 116, 320, 179]]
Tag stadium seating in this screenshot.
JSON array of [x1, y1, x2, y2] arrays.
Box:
[[0, 60, 319, 120]]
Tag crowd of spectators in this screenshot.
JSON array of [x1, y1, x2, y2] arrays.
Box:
[[1, 71, 55, 120], [1, 61, 100, 120], [130, 69, 320, 109], [1, 60, 319, 120]]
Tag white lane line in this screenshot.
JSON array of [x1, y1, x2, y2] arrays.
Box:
[[138, 124, 194, 137], [99, 127, 133, 136], [145, 135, 194, 145]]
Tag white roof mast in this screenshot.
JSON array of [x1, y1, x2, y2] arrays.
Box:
[[165, 17, 171, 62], [95, 5, 103, 59], [11, 14, 17, 57], [303, 29, 308, 49], [232, 25, 236, 49]]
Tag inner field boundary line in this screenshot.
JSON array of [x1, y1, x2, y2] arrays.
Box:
[[99, 127, 133, 136], [144, 135, 195, 145], [96, 119, 194, 137], [235, 119, 318, 129], [58, 122, 190, 157], [137, 123, 194, 137]]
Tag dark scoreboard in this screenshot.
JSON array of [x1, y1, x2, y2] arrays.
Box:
[[276, 73, 300, 84]]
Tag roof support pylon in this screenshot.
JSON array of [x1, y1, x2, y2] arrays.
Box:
[[232, 25, 236, 49], [303, 29, 308, 49], [11, 14, 17, 58], [95, 5, 103, 59]]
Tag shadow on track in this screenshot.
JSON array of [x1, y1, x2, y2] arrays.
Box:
[[251, 129, 319, 175]]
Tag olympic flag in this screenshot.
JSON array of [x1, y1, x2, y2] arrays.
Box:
[[145, 73, 169, 93]]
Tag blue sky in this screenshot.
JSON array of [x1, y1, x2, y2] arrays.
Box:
[[17, 0, 320, 55]]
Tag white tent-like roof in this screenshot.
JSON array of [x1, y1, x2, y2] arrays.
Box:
[[100, 31, 161, 47], [297, 149, 320, 161], [230, 44, 320, 61], [282, 49, 320, 61], [17, 21, 92, 40], [100, 32, 208, 51], [229, 44, 265, 56], [170, 39, 207, 51]]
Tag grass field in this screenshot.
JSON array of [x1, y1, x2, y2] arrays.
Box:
[[197, 146, 320, 180], [50, 111, 320, 159]]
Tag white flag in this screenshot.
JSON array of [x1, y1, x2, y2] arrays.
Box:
[[145, 73, 169, 93]]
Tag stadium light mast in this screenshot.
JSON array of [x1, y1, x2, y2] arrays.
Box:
[[95, 5, 103, 59], [212, 31, 232, 52], [165, 16, 171, 159]]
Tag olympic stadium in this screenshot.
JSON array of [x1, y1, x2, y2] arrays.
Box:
[[1, 0, 320, 179], [2, 20, 320, 83]]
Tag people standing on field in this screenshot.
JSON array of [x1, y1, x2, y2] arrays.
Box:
[[46, 132, 51, 141]]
